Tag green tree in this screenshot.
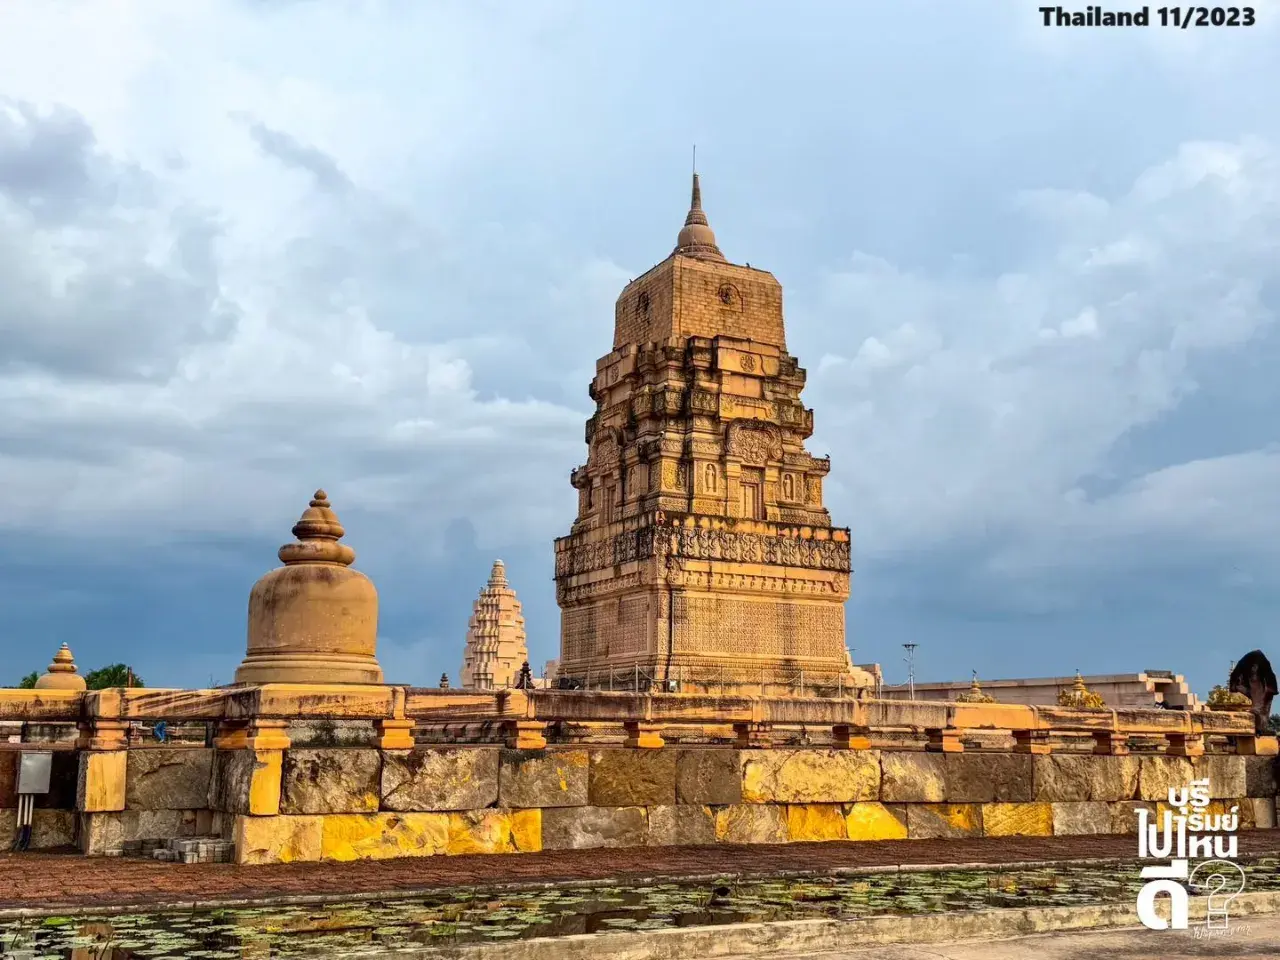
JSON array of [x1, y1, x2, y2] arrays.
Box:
[[17, 671, 38, 689], [84, 664, 144, 690], [1269, 714, 1280, 735]]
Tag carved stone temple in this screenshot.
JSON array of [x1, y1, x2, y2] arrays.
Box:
[[460, 560, 530, 690], [554, 174, 873, 695]]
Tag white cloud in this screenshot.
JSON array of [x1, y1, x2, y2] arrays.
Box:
[[810, 138, 1280, 576]]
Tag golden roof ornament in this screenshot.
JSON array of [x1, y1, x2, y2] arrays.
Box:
[[34, 642, 87, 691], [1057, 670, 1106, 710], [234, 489, 384, 685], [956, 670, 995, 704]]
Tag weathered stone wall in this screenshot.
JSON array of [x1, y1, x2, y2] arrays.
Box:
[[15, 737, 1274, 862], [78, 746, 217, 854], [219, 746, 1279, 865]]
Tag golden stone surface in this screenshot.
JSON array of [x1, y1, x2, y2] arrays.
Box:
[[844, 802, 909, 841], [320, 812, 448, 861], [235, 814, 323, 865], [785, 803, 847, 841], [235, 491, 384, 685], [444, 809, 537, 855], [246, 748, 285, 816], [34, 643, 87, 691], [553, 176, 872, 695], [510, 808, 542, 852], [460, 560, 529, 690], [981, 802, 1054, 837], [713, 804, 788, 843], [77, 751, 127, 813], [741, 749, 880, 803], [906, 803, 982, 839]]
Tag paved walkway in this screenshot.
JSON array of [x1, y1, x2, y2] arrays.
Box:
[[2, 831, 1279, 913], [749, 915, 1280, 959]]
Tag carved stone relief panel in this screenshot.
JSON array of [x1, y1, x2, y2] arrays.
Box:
[[726, 422, 783, 465], [593, 431, 621, 470]]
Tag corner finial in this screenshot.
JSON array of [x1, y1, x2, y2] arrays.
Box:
[[34, 642, 87, 691], [488, 558, 509, 587], [279, 488, 355, 567]]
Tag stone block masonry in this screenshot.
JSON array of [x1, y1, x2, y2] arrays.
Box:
[[5, 738, 1276, 862], [4, 681, 1273, 864], [209, 746, 1276, 864]]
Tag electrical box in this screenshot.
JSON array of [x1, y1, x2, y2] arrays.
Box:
[[17, 751, 53, 795]]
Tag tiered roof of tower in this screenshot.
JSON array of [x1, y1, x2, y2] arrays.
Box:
[[460, 560, 530, 690]]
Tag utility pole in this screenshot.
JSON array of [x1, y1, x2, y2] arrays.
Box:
[[902, 643, 918, 701]]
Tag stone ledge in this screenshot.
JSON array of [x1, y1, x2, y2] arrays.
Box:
[[375, 891, 1280, 960]]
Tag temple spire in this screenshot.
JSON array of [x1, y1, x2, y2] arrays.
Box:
[[460, 559, 529, 690], [673, 172, 725, 261]]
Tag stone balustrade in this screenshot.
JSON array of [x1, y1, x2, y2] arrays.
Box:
[[2, 684, 1275, 865], [0, 686, 1270, 755]]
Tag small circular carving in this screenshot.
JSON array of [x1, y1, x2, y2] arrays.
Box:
[[740, 354, 757, 372], [717, 284, 734, 305], [636, 291, 650, 314]]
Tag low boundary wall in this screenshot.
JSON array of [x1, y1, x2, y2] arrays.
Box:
[[1, 686, 1275, 865]]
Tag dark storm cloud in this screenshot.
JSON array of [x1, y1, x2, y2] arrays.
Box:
[[0, 101, 235, 382]]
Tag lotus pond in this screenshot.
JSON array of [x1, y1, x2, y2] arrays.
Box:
[[4, 856, 1279, 958]]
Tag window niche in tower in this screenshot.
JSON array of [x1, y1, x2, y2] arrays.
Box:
[[741, 467, 764, 519], [603, 482, 617, 523]]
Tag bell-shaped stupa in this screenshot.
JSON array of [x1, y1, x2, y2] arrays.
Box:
[[234, 490, 383, 685], [460, 560, 529, 690], [34, 643, 87, 691]]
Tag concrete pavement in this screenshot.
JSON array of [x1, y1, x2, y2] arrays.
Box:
[[747, 915, 1280, 959]]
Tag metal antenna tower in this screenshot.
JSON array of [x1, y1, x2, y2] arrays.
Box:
[[902, 643, 918, 700]]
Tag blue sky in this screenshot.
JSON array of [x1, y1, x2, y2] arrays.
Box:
[[0, 1, 1277, 694]]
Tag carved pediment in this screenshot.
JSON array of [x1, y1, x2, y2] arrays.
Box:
[[726, 422, 783, 465], [592, 430, 621, 469]]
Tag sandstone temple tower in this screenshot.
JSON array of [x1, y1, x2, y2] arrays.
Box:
[[460, 560, 530, 690], [554, 175, 872, 695]]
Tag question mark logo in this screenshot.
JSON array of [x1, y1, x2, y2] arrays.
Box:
[[1190, 860, 1246, 930]]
